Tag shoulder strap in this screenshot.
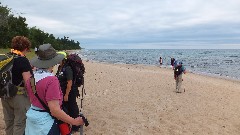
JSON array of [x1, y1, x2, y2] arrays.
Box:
[[0, 55, 14, 71], [29, 77, 50, 113], [35, 92, 51, 112]]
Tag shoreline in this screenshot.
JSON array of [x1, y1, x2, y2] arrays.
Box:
[[79, 49, 240, 82], [62, 49, 240, 83], [86, 60, 240, 83]]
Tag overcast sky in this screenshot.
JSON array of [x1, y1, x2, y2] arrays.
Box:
[[1, 0, 240, 49]]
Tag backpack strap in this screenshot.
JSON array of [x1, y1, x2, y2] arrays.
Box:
[[30, 77, 51, 113]]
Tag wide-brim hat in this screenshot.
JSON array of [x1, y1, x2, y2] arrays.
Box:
[[30, 44, 64, 68]]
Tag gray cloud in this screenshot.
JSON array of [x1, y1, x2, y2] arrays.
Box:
[[1, 0, 240, 49]]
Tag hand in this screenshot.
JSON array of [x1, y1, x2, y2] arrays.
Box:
[[64, 94, 69, 101], [73, 117, 84, 126]]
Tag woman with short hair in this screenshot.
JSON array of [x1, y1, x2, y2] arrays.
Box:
[[1, 36, 32, 135]]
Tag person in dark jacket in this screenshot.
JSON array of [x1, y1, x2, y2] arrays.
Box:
[[56, 51, 81, 133], [174, 60, 186, 93], [159, 57, 163, 67], [171, 57, 175, 69]]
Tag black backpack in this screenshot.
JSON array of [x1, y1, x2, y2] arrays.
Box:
[[174, 65, 183, 77], [0, 53, 20, 98], [66, 54, 85, 87]]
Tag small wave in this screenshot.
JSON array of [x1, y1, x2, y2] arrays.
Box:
[[199, 51, 212, 54], [223, 60, 233, 64], [229, 55, 238, 57]]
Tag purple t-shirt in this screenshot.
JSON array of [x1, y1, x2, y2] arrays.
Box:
[[26, 76, 63, 110]]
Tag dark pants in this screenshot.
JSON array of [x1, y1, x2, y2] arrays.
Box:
[[64, 87, 80, 132]]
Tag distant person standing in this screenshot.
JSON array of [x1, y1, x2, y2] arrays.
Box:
[[159, 57, 163, 67], [171, 58, 175, 69], [174, 60, 186, 93], [34, 47, 38, 54]]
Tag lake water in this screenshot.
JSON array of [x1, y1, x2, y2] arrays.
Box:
[[77, 49, 240, 80]]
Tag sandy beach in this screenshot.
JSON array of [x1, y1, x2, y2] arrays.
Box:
[[1, 61, 240, 135]]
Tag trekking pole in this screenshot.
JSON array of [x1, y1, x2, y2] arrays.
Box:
[[79, 111, 83, 135], [79, 84, 89, 135], [80, 86, 84, 135], [79, 111, 89, 135]]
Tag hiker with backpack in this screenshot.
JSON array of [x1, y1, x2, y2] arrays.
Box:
[[56, 51, 85, 134], [0, 36, 32, 135], [24, 44, 84, 135], [173, 60, 186, 93]]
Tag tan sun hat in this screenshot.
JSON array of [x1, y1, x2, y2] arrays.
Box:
[[30, 44, 64, 68]]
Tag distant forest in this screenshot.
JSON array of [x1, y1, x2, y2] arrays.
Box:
[[0, 3, 81, 50]]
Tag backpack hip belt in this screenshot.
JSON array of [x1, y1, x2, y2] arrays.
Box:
[[16, 86, 26, 95]]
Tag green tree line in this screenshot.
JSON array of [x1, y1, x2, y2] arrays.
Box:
[[0, 3, 81, 50]]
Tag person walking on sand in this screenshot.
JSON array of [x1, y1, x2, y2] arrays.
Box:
[[174, 60, 186, 93], [171, 57, 175, 69], [1, 36, 32, 135], [25, 44, 84, 135], [159, 57, 163, 67]]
